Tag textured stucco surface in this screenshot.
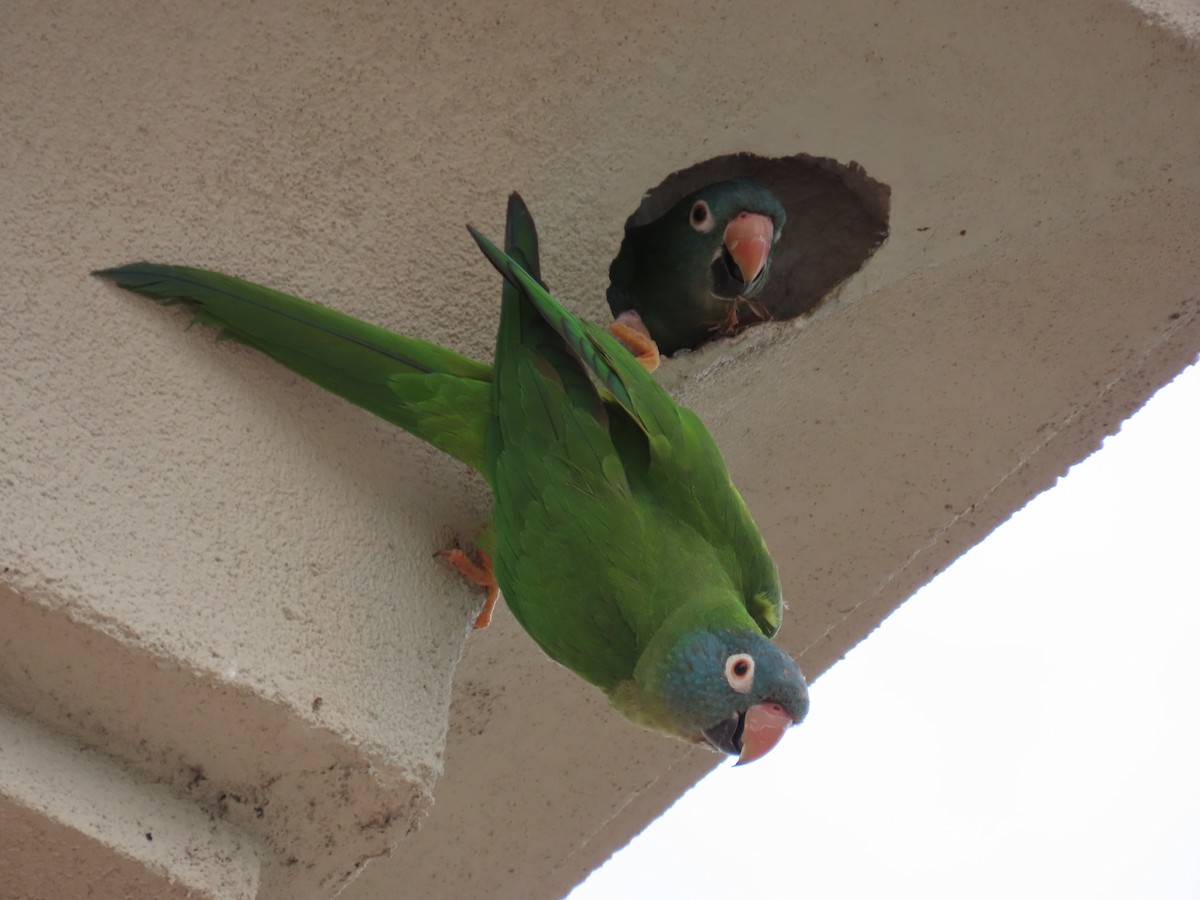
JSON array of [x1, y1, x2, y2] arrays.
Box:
[[3, 0, 1200, 897], [1132, 0, 1200, 36], [0, 705, 258, 899]]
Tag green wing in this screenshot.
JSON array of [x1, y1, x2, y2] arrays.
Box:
[[93, 263, 494, 474], [472, 201, 637, 687], [472, 220, 782, 693]]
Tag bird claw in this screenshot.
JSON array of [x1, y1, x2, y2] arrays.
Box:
[[708, 297, 772, 337], [434, 547, 500, 629], [608, 310, 661, 372], [744, 297, 773, 325]]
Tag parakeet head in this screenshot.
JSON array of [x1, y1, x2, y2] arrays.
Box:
[[665, 178, 787, 304], [608, 177, 789, 352], [622, 626, 809, 765]]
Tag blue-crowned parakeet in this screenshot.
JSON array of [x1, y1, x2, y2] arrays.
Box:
[[608, 178, 787, 354], [93, 194, 808, 763]]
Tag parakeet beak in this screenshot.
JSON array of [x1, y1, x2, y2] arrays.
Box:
[[722, 212, 775, 287], [701, 701, 793, 765], [734, 702, 792, 765]]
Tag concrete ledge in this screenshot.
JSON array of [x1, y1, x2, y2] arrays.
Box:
[[0, 583, 435, 897], [0, 705, 258, 899]]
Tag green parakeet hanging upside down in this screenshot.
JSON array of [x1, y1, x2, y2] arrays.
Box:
[[93, 193, 809, 764], [608, 178, 787, 355]]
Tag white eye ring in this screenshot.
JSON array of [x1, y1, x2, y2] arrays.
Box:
[[689, 200, 714, 233], [724, 653, 755, 693]]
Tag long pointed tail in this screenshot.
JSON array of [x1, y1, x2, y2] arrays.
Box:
[[94, 263, 493, 472]]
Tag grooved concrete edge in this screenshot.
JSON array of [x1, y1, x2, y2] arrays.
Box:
[[0, 704, 259, 899], [0, 581, 433, 898]]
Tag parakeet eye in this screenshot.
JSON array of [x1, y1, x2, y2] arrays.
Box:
[[724, 653, 755, 693], [689, 200, 714, 233]]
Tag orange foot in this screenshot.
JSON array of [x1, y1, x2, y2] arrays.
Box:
[[608, 310, 661, 373], [435, 548, 499, 629]]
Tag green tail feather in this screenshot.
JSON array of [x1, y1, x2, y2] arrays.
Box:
[[93, 262, 494, 473]]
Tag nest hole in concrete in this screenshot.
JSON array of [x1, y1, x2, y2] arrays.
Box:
[[609, 152, 890, 354]]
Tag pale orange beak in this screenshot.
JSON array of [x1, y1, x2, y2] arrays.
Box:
[[735, 701, 793, 765], [723, 212, 775, 286]]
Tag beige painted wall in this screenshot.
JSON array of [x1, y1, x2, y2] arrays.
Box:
[[3, 0, 1199, 897]]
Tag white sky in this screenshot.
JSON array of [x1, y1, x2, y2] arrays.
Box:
[[571, 361, 1200, 900]]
